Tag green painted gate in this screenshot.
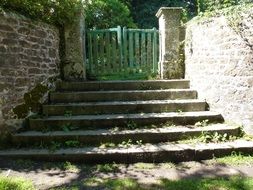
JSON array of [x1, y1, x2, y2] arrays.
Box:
[[86, 26, 159, 79]]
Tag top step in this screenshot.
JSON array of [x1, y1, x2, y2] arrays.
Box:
[[56, 80, 190, 91]]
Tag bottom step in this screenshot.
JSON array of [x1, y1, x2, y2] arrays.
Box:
[[0, 140, 253, 163]]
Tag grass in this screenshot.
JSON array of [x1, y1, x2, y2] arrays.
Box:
[[0, 176, 35, 190], [96, 163, 120, 173], [158, 176, 253, 190], [210, 152, 253, 166], [52, 176, 253, 190]]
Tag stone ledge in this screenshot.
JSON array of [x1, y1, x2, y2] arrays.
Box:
[[156, 7, 183, 18]]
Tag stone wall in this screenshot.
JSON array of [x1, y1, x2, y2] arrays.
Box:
[[185, 7, 253, 133], [0, 10, 60, 135]]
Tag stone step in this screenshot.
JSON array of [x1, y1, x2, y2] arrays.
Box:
[[43, 100, 207, 116], [29, 111, 224, 131], [12, 124, 239, 146], [50, 89, 198, 103], [56, 80, 190, 91], [1, 139, 252, 163]]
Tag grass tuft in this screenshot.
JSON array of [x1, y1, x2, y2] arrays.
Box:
[[0, 176, 35, 190]]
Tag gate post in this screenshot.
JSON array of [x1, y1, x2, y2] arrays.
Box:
[[156, 7, 183, 79], [63, 10, 86, 81]]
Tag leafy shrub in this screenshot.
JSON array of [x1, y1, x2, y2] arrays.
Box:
[[197, 0, 252, 13], [0, 0, 84, 26], [85, 0, 136, 29]]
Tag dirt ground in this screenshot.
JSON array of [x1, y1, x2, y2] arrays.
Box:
[[1, 158, 253, 190]]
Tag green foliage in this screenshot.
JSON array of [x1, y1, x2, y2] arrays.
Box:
[[0, 176, 35, 190], [197, 0, 252, 14], [85, 0, 136, 29], [130, 0, 197, 28], [159, 176, 253, 190], [211, 151, 253, 166], [96, 163, 120, 173], [195, 119, 209, 127], [0, 0, 84, 26]]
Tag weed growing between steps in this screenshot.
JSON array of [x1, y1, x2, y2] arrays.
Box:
[[177, 131, 239, 144], [39, 119, 216, 134]]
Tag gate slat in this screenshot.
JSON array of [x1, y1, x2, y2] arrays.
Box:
[[147, 32, 152, 71], [117, 26, 123, 72], [105, 32, 111, 74], [123, 27, 128, 71], [88, 32, 93, 74], [135, 32, 140, 70], [129, 31, 134, 69], [141, 32, 146, 71], [98, 32, 103, 74], [93, 32, 98, 76], [112, 33, 117, 72], [153, 28, 158, 72]]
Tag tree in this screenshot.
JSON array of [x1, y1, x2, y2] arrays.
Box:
[[85, 0, 136, 29]]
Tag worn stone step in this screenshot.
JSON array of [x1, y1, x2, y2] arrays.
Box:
[[1, 140, 252, 163], [50, 89, 198, 103], [43, 100, 207, 116], [56, 80, 190, 91], [29, 111, 224, 131], [12, 124, 239, 146]]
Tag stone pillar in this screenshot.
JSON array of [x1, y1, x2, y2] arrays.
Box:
[[63, 10, 86, 81], [156, 7, 183, 79]]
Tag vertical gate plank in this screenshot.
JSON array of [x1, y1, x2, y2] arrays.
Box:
[[141, 32, 146, 71], [112, 32, 117, 72], [117, 26, 123, 72], [135, 32, 140, 70], [93, 32, 98, 76], [105, 32, 110, 74], [147, 32, 152, 71], [99, 32, 105, 74], [88, 32, 93, 74], [123, 27, 128, 71], [153, 28, 158, 73], [129, 31, 134, 69]]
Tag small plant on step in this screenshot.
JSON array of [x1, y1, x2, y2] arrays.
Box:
[[48, 141, 62, 152], [110, 127, 120, 133], [139, 83, 152, 90], [136, 140, 143, 146], [61, 123, 78, 132], [64, 110, 73, 117], [163, 121, 176, 128], [64, 140, 80, 148], [99, 142, 116, 149], [176, 109, 184, 115], [126, 121, 138, 130], [199, 132, 236, 143], [195, 119, 209, 127], [118, 139, 133, 148]]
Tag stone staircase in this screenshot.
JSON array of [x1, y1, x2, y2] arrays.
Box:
[[1, 79, 253, 163]]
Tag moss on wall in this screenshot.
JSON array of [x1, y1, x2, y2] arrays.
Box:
[[12, 84, 49, 119]]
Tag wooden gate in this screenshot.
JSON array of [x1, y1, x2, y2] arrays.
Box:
[[86, 26, 159, 79]]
